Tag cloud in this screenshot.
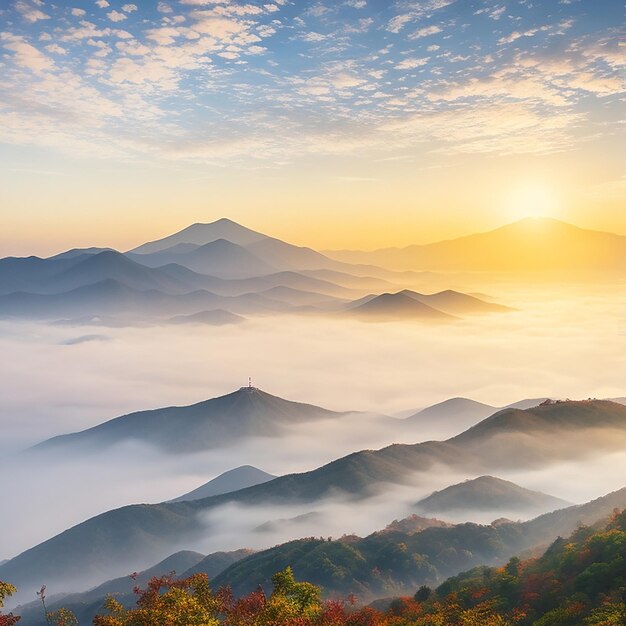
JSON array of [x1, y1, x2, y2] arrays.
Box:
[[1, 34, 54, 73], [95, 0, 109, 7], [122, 4, 138, 12], [382, 102, 582, 155], [15, 0, 50, 23], [45, 44, 67, 55], [107, 10, 127, 22], [71, 8, 86, 17], [396, 57, 429, 70], [410, 25, 442, 39]]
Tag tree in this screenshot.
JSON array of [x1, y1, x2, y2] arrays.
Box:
[[0, 582, 20, 626]]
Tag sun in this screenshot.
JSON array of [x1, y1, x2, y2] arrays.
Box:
[[504, 183, 561, 221]]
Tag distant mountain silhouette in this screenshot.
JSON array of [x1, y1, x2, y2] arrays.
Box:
[[403, 398, 499, 430], [170, 466, 277, 502], [130, 239, 277, 278], [36, 250, 189, 294], [130, 218, 267, 254], [415, 476, 571, 516], [0, 279, 292, 319], [167, 309, 245, 326], [346, 292, 455, 321], [327, 218, 626, 272], [400, 289, 512, 315], [5, 400, 626, 594], [32, 387, 346, 454], [130, 218, 344, 275], [49, 247, 115, 260]]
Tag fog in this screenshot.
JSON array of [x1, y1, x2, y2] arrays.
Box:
[[1, 281, 625, 595]]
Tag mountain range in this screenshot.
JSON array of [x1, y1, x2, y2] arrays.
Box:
[[326, 217, 626, 273], [12, 489, 626, 624], [4, 399, 625, 595], [3, 216, 622, 322]]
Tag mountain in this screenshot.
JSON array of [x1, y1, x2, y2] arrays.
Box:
[[129, 218, 343, 276], [0, 279, 290, 319], [403, 398, 498, 430], [0, 255, 80, 294], [326, 218, 626, 273], [4, 400, 625, 595], [453, 399, 626, 443], [31, 250, 191, 295], [49, 247, 115, 260], [13, 549, 252, 626], [423, 509, 626, 625], [415, 476, 571, 516], [170, 466, 277, 502], [167, 309, 245, 326], [131, 239, 277, 278], [257, 285, 340, 307], [346, 292, 455, 321], [31, 387, 346, 454], [208, 488, 626, 599], [400, 290, 512, 315], [130, 218, 267, 254]]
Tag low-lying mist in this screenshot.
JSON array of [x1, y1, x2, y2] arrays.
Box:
[[1, 282, 624, 584]]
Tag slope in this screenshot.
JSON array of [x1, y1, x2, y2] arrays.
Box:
[[415, 476, 571, 516]]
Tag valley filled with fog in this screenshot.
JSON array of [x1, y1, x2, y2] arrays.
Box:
[[2, 278, 625, 564]]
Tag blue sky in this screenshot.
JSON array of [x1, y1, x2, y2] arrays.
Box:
[[0, 0, 624, 253]]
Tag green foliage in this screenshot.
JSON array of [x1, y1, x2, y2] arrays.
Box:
[[416, 509, 626, 625]]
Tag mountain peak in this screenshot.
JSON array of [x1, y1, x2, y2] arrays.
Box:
[[130, 219, 267, 255], [33, 385, 343, 454], [416, 475, 571, 515]]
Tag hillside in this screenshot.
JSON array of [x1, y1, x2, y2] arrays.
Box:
[[425, 509, 626, 625], [32, 387, 346, 455], [415, 476, 571, 516], [402, 398, 498, 430], [170, 466, 277, 503], [3, 400, 625, 595], [209, 488, 626, 599], [13, 549, 252, 626]]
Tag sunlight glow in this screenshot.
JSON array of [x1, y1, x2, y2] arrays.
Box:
[[504, 183, 561, 221]]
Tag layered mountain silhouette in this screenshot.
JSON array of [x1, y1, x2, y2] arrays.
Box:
[[327, 218, 626, 272], [208, 488, 626, 599], [0, 280, 290, 318], [32, 387, 346, 454], [344, 289, 509, 321], [399, 397, 549, 436], [130, 219, 267, 254], [415, 476, 571, 516], [346, 292, 456, 321], [167, 309, 245, 326], [15, 490, 626, 617], [170, 466, 277, 502], [4, 400, 626, 594]]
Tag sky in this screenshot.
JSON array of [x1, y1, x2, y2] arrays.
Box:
[[0, 0, 624, 255]]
